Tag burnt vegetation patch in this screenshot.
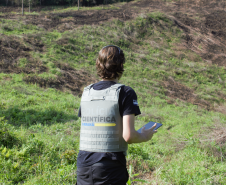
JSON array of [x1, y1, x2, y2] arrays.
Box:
[[23, 7, 135, 32], [132, 0, 226, 67], [0, 35, 47, 74], [171, 5, 226, 67], [0, 35, 97, 95], [23, 35, 45, 52], [0, 36, 31, 62], [23, 63, 97, 95], [163, 77, 212, 110]]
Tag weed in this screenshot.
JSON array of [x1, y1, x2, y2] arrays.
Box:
[[127, 165, 148, 185]]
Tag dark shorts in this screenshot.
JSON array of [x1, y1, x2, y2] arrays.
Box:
[[76, 158, 129, 185]]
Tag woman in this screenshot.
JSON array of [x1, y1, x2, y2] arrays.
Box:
[[76, 45, 157, 185]]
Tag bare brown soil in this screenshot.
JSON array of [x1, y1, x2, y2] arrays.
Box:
[[23, 63, 97, 95], [163, 76, 212, 110], [0, 35, 47, 74], [0, 36, 30, 62], [169, 4, 226, 67]]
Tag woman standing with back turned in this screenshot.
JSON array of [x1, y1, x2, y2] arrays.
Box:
[[76, 45, 157, 185]]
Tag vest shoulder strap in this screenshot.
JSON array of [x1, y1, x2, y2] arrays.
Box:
[[82, 83, 125, 98], [82, 84, 94, 97], [84, 84, 94, 91], [108, 84, 125, 96], [110, 83, 125, 89]]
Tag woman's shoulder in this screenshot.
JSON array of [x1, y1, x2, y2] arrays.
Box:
[[120, 84, 137, 95]]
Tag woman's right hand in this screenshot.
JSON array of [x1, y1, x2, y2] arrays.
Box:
[[140, 123, 157, 142]]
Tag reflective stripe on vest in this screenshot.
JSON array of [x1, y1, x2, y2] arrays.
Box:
[[79, 83, 128, 155]]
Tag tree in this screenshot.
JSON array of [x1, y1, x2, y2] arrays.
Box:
[[22, 0, 24, 15], [29, 0, 31, 13], [78, 0, 80, 10]]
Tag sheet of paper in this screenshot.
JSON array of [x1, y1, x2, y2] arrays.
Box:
[[137, 121, 162, 133]]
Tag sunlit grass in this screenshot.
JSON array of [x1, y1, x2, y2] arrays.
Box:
[[0, 5, 226, 184], [0, 19, 43, 35]]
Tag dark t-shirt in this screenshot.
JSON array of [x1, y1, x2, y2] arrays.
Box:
[[77, 81, 141, 167]]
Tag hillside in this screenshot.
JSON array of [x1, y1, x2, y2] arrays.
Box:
[[0, 0, 226, 184]]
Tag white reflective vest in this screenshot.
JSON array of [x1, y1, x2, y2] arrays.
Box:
[[79, 83, 128, 155]]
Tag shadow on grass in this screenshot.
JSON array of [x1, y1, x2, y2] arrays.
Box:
[[0, 106, 78, 127]]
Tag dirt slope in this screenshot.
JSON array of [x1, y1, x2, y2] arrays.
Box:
[[1, 0, 226, 104]]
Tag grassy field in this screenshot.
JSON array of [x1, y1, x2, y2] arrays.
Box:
[[0, 1, 226, 184]]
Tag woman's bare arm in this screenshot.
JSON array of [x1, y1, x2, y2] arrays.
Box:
[[122, 114, 157, 144]]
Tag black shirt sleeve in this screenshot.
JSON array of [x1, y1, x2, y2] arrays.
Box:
[[78, 106, 81, 117], [118, 86, 141, 117]]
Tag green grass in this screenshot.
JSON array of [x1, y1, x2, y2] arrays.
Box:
[[9, 11, 40, 15], [0, 4, 226, 184], [0, 19, 43, 35], [0, 73, 80, 184], [50, 4, 120, 13]]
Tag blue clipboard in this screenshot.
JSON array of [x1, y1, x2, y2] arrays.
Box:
[[137, 121, 163, 133]]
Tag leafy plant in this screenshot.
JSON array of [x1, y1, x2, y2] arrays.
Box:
[[127, 165, 148, 185]]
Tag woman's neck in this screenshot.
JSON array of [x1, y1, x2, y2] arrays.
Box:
[[102, 78, 119, 83]]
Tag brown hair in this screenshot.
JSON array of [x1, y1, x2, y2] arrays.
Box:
[[96, 46, 125, 79]]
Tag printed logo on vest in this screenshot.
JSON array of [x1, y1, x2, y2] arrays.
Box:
[[82, 116, 116, 123], [82, 123, 116, 127], [133, 100, 139, 106], [82, 123, 95, 126]]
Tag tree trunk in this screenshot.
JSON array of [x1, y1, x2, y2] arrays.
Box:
[[6, 0, 8, 6], [78, 0, 80, 10], [40, 0, 41, 6], [22, 0, 24, 15], [29, 0, 31, 13]]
